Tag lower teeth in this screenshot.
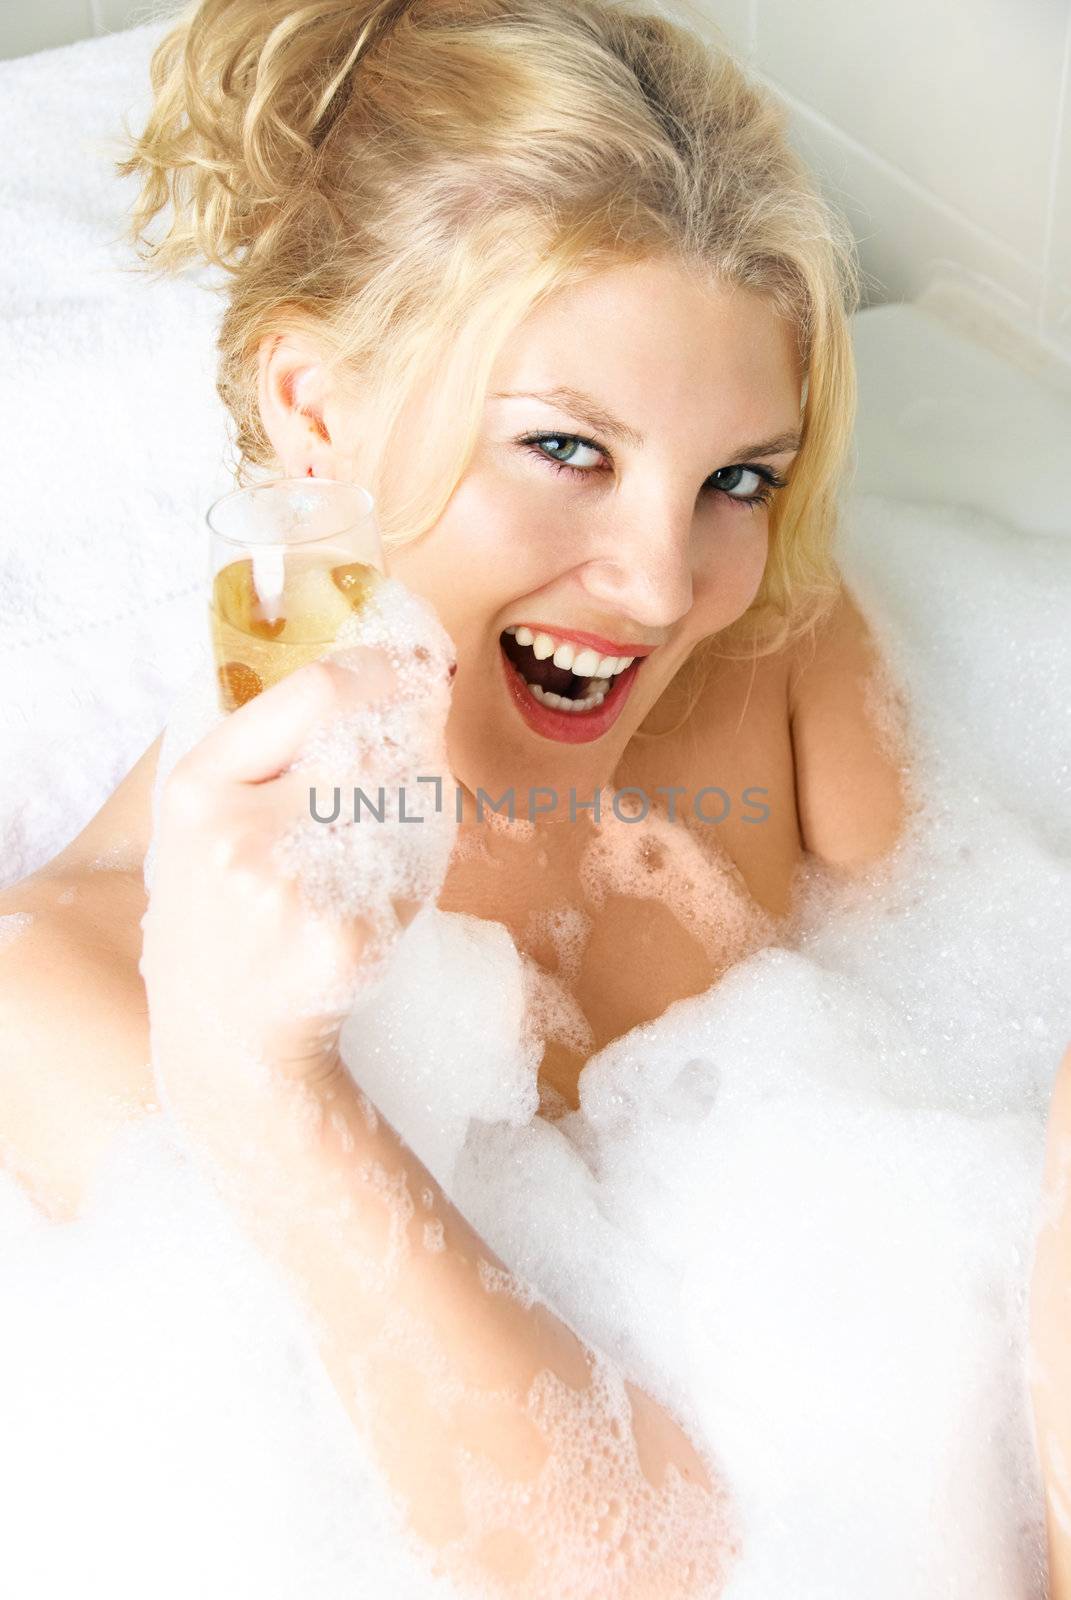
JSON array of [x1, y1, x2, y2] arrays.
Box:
[[527, 677, 612, 713]]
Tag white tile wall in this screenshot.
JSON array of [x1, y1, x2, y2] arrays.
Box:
[[693, 0, 1071, 361], [94, 0, 164, 28], [759, 0, 1066, 262], [3, 0, 1069, 360], [0, 0, 94, 57], [0, 0, 173, 59], [690, 0, 752, 57]]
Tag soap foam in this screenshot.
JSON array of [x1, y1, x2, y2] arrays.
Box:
[[523, 903, 593, 987], [436, 496, 1070, 1598], [272, 579, 458, 1009], [0, 910, 33, 950], [577, 803, 778, 967], [341, 1295, 740, 1599], [0, 1115, 465, 1600], [2, 495, 1069, 1597]]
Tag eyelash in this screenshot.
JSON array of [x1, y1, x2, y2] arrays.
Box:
[[518, 431, 788, 510]]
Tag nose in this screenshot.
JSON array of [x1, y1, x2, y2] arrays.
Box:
[[575, 496, 695, 631]]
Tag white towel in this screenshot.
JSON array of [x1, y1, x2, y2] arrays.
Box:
[[0, 22, 234, 888]]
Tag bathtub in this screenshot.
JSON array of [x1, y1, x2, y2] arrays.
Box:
[[2, 22, 1071, 1600]]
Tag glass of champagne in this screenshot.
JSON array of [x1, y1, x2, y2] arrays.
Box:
[[207, 477, 386, 713]]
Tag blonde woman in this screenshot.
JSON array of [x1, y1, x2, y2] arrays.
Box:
[[0, 0, 924, 1592]]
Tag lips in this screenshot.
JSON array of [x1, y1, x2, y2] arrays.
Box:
[[498, 635, 643, 744]]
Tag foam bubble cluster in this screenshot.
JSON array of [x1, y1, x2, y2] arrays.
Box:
[[0, 1116, 466, 1600], [344, 1295, 740, 1599], [5, 493, 1069, 1597], [270, 579, 459, 1006], [434, 495, 1070, 1598], [577, 805, 777, 967], [145, 577, 460, 1015]]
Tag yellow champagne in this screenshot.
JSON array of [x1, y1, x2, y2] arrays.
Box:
[[210, 552, 380, 711]]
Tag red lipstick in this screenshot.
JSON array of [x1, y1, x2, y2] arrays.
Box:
[[498, 642, 642, 744]]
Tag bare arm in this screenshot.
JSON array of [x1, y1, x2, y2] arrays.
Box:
[[0, 733, 163, 1218], [141, 660, 739, 1597], [159, 1044, 738, 1596]]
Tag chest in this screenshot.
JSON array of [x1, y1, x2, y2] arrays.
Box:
[[437, 649, 805, 1108]]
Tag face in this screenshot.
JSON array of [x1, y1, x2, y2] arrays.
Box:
[[265, 256, 804, 807], [387, 258, 803, 804]]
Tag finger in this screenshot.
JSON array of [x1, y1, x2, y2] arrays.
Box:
[[185, 651, 397, 788]]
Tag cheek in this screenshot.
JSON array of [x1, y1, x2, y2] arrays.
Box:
[[692, 512, 771, 623], [395, 470, 561, 607]]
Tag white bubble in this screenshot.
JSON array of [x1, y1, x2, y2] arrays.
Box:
[[9, 495, 1067, 1596], [0, 911, 33, 951], [270, 580, 459, 1014]]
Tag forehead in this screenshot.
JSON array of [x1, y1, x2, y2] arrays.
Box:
[[488, 257, 803, 432]]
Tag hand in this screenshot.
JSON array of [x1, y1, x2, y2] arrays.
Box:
[[139, 647, 454, 1100]]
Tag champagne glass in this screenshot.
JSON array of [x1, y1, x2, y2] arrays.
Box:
[[207, 477, 386, 713]]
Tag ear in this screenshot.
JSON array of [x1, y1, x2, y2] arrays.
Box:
[[257, 332, 348, 479]]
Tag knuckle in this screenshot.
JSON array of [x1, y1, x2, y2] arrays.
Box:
[[206, 824, 244, 873], [161, 761, 208, 825], [252, 868, 293, 917], [296, 657, 346, 706], [323, 646, 396, 698], [220, 824, 278, 883], [224, 854, 286, 916]]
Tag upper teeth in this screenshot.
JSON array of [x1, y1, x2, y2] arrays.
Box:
[[504, 626, 635, 678]]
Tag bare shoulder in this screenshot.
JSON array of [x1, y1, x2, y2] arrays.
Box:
[[1029, 1040, 1071, 1597], [786, 584, 911, 868], [0, 731, 165, 1221]]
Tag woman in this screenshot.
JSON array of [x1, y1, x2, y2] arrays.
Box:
[[0, 0, 917, 1592]]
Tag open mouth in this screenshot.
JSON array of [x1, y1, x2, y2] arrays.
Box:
[[499, 626, 638, 715]]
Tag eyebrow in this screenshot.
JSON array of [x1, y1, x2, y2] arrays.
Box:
[[491, 386, 802, 461]]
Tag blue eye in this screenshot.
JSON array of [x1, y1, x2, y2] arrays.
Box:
[[525, 434, 605, 473], [519, 431, 786, 509], [708, 464, 782, 507]]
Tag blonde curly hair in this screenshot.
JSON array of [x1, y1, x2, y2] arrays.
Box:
[[117, 0, 860, 702]]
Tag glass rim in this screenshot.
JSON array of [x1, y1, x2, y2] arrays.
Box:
[[206, 475, 378, 549]]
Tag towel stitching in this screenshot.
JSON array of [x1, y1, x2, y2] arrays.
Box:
[[3, 581, 204, 654]]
